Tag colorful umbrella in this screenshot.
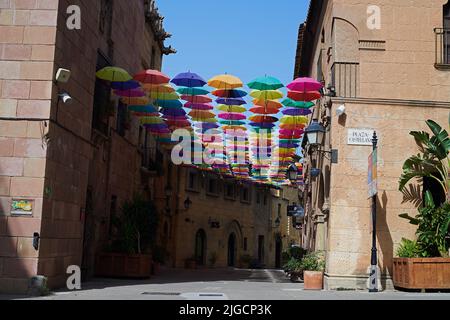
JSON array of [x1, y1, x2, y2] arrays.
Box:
[[208, 74, 243, 89], [250, 90, 283, 100], [96, 67, 132, 82], [253, 99, 282, 109], [287, 91, 321, 102], [282, 99, 315, 109], [171, 72, 207, 88], [216, 97, 246, 106], [177, 87, 210, 96], [111, 80, 140, 90], [219, 113, 246, 121], [113, 88, 146, 97], [142, 83, 176, 93], [182, 95, 213, 104], [149, 91, 180, 100], [249, 115, 278, 123], [249, 106, 279, 115], [212, 89, 247, 98], [282, 108, 313, 116], [154, 99, 183, 109], [287, 77, 323, 92], [248, 76, 284, 91], [134, 69, 170, 84], [128, 105, 158, 113], [121, 96, 150, 105], [217, 105, 247, 113]]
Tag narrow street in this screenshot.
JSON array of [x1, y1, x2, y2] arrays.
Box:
[[3, 268, 450, 301]]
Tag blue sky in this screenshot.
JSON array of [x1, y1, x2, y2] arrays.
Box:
[[158, 0, 310, 87]]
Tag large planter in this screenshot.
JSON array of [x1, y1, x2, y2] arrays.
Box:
[[393, 258, 450, 290], [303, 271, 323, 290], [95, 253, 152, 278]]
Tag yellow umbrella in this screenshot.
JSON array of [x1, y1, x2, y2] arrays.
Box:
[[280, 116, 308, 125], [140, 117, 164, 125], [96, 66, 132, 82], [217, 105, 247, 113], [250, 90, 283, 100], [142, 83, 175, 93], [208, 74, 243, 89], [222, 125, 247, 131], [191, 117, 217, 123], [149, 91, 180, 100], [121, 96, 150, 105]]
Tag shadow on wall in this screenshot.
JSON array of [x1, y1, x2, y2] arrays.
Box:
[[0, 198, 35, 294], [377, 191, 394, 289]]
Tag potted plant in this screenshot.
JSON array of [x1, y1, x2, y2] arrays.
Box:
[[300, 251, 325, 290], [283, 257, 303, 282], [395, 119, 450, 290], [95, 194, 159, 278]]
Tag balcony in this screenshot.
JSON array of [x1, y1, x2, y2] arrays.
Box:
[[140, 147, 163, 177], [434, 28, 450, 69], [331, 62, 360, 98]]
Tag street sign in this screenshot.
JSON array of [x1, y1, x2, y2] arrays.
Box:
[[368, 148, 378, 198], [348, 128, 374, 146]]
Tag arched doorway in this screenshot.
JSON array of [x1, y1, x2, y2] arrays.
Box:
[[228, 233, 236, 267], [195, 229, 207, 266], [275, 235, 283, 269]]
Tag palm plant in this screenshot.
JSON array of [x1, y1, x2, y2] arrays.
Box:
[[399, 120, 450, 202]]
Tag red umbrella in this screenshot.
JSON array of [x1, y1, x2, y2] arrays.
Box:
[[249, 106, 279, 115], [182, 95, 212, 104], [288, 90, 321, 102], [134, 69, 170, 84]]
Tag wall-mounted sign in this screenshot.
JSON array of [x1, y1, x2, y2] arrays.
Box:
[[347, 128, 374, 146], [11, 199, 33, 216]]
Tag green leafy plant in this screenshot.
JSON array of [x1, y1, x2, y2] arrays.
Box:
[[110, 194, 159, 255], [396, 238, 421, 258], [300, 251, 326, 272], [283, 257, 303, 274], [400, 191, 450, 257], [399, 120, 450, 203]]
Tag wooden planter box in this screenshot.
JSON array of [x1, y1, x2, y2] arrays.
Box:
[[393, 258, 450, 290], [95, 253, 152, 278]]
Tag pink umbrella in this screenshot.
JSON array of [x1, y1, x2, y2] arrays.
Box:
[[184, 102, 214, 110], [181, 95, 212, 104], [219, 113, 246, 121], [287, 77, 323, 92], [113, 88, 146, 97]]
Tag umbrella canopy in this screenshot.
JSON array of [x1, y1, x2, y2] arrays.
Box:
[[113, 88, 146, 97], [208, 74, 243, 89], [220, 120, 246, 126], [96, 67, 132, 82], [134, 69, 170, 84], [154, 99, 183, 109], [212, 89, 247, 98], [177, 87, 210, 96], [162, 108, 187, 117], [111, 80, 140, 90], [149, 91, 180, 100], [250, 122, 276, 129], [182, 95, 213, 104], [171, 72, 207, 88], [121, 96, 150, 105], [253, 99, 282, 109], [280, 123, 306, 130], [287, 90, 321, 102], [250, 90, 283, 100], [282, 108, 313, 116], [249, 115, 278, 123], [189, 110, 217, 119], [248, 76, 284, 91], [128, 105, 158, 113], [287, 77, 323, 92], [217, 105, 247, 113], [280, 116, 308, 125], [249, 106, 279, 115], [219, 113, 246, 121], [216, 97, 246, 106], [140, 117, 164, 125], [185, 102, 214, 110], [282, 99, 315, 109], [142, 83, 176, 93]]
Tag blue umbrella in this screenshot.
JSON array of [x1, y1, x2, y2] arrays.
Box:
[[128, 105, 158, 113], [153, 99, 183, 109], [216, 97, 246, 106], [111, 80, 141, 90], [282, 108, 313, 116], [171, 72, 207, 88]]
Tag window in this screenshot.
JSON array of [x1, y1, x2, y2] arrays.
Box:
[[243, 238, 248, 251], [186, 169, 200, 192], [109, 195, 117, 238], [116, 101, 127, 137], [241, 185, 250, 203], [224, 183, 236, 200], [207, 176, 219, 196], [92, 51, 112, 136]]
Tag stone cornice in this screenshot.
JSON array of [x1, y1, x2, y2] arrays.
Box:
[[332, 97, 450, 108]]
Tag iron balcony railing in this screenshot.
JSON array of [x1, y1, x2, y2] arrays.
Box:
[[140, 147, 162, 173], [434, 28, 450, 68], [331, 62, 360, 98]]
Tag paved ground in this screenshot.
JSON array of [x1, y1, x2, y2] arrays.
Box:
[[2, 268, 450, 300]]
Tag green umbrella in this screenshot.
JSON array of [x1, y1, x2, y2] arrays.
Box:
[[282, 98, 315, 109], [248, 76, 284, 90], [176, 87, 210, 96]]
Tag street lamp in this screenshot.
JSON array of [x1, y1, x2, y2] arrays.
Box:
[[305, 120, 326, 147], [287, 164, 298, 182], [184, 197, 192, 210], [274, 216, 281, 229]]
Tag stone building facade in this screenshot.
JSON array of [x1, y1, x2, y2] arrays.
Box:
[[296, 0, 450, 290], [159, 163, 302, 269], [0, 0, 172, 293]]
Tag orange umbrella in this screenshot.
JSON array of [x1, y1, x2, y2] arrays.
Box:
[[252, 99, 282, 109]]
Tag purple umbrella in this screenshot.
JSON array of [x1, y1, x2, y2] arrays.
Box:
[[279, 142, 300, 149], [250, 122, 276, 129], [216, 97, 246, 106], [162, 108, 187, 117], [195, 123, 219, 130], [171, 72, 207, 88], [111, 80, 141, 91], [114, 88, 146, 97], [282, 108, 313, 116], [185, 102, 214, 110]]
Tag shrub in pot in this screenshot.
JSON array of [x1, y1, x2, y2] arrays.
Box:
[[283, 257, 303, 282], [300, 251, 325, 290]]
